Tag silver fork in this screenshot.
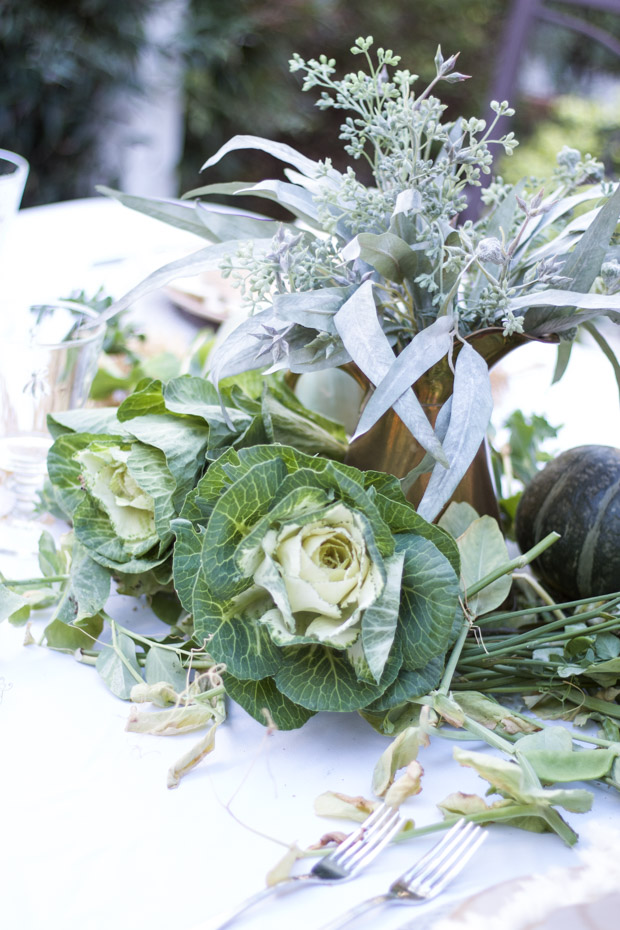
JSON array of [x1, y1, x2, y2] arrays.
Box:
[[194, 803, 404, 930], [319, 818, 488, 930]]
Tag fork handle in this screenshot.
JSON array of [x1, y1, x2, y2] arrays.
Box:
[[192, 877, 304, 930], [319, 893, 391, 930]]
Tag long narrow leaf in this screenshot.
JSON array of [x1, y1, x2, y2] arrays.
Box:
[[208, 308, 281, 388], [513, 183, 608, 259], [353, 317, 454, 439], [97, 186, 218, 240], [196, 203, 288, 242], [106, 238, 273, 318], [551, 340, 573, 385], [236, 179, 324, 227], [417, 343, 493, 522], [518, 289, 620, 334], [559, 182, 620, 292], [201, 134, 340, 182], [582, 320, 620, 404], [400, 397, 453, 495], [333, 281, 448, 466]]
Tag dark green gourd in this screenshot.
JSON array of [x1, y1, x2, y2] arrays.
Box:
[[515, 445, 620, 599]]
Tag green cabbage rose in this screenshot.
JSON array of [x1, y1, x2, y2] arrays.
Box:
[[75, 444, 157, 546], [173, 444, 461, 730]]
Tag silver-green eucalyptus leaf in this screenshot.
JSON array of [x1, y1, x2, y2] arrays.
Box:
[[235, 179, 324, 227], [196, 202, 289, 242], [417, 343, 493, 522], [342, 232, 422, 282], [273, 287, 354, 334], [98, 186, 215, 239], [201, 134, 341, 182], [353, 316, 454, 440], [334, 281, 449, 466], [519, 289, 620, 333], [107, 238, 274, 318]]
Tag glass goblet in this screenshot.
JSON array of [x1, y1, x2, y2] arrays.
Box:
[[0, 300, 106, 555]]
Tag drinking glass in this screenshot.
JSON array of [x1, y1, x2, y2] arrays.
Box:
[[0, 300, 106, 554], [0, 149, 29, 255]]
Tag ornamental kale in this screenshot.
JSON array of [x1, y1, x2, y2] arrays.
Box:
[[172, 444, 460, 730]]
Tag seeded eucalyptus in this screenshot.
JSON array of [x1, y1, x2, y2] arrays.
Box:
[[103, 36, 620, 522]]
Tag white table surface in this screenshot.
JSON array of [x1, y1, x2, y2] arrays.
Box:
[[1, 198, 620, 930]]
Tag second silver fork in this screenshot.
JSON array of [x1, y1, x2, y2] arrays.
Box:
[[192, 803, 403, 930], [319, 818, 488, 930]]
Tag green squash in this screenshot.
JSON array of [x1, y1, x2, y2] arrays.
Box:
[[515, 445, 620, 599]]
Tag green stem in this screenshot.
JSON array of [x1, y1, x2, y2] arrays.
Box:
[[467, 532, 560, 599], [462, 611, 620, 663], [79, 648, 214, 671], [477, 591, 620, 626], [110, 620, 145, 686], [512, 572, 566, 621], [4, 574, 69, 586], [438, 615, 470, 695]]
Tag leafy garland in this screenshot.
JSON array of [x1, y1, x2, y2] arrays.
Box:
[[2, 380, 620, 845]]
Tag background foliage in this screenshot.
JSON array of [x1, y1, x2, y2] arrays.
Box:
[[0, 0, 157, 206], [1, 0, 618, 207]]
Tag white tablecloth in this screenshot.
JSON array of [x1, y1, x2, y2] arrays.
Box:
[[1, 198, 620, 930]]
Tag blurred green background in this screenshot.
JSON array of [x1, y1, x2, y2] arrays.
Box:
[[1, 0, 618, 207]]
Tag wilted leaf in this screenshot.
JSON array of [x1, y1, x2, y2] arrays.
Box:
[[129, 681, 180, 707], [266, 844, 305, 887], [167, 721, 219, 788], [372, 725, 429, 796], [384, 760, 424, 807], [314, 792, 379, 822], [438, 792, 492, 816], [126, 703, 215, 736], [455, 692, 539, 735]]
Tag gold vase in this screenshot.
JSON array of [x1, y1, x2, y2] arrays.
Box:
[[342, 328, 558, 521]]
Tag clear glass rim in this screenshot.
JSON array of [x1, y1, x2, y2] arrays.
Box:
[[0, 148, 29, 179], [24, 300, 107, 348]]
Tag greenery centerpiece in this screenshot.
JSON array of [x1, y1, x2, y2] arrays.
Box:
[[3, 38, 620, 845]]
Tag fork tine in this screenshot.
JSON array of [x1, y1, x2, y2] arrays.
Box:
[[330, 805, 402, 865], [328, 804, 393, 859], [424, 827, 487, 896], [340, 807, 403, 874], [398, 821, 485, 899], [395, 818, 470, 885]]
